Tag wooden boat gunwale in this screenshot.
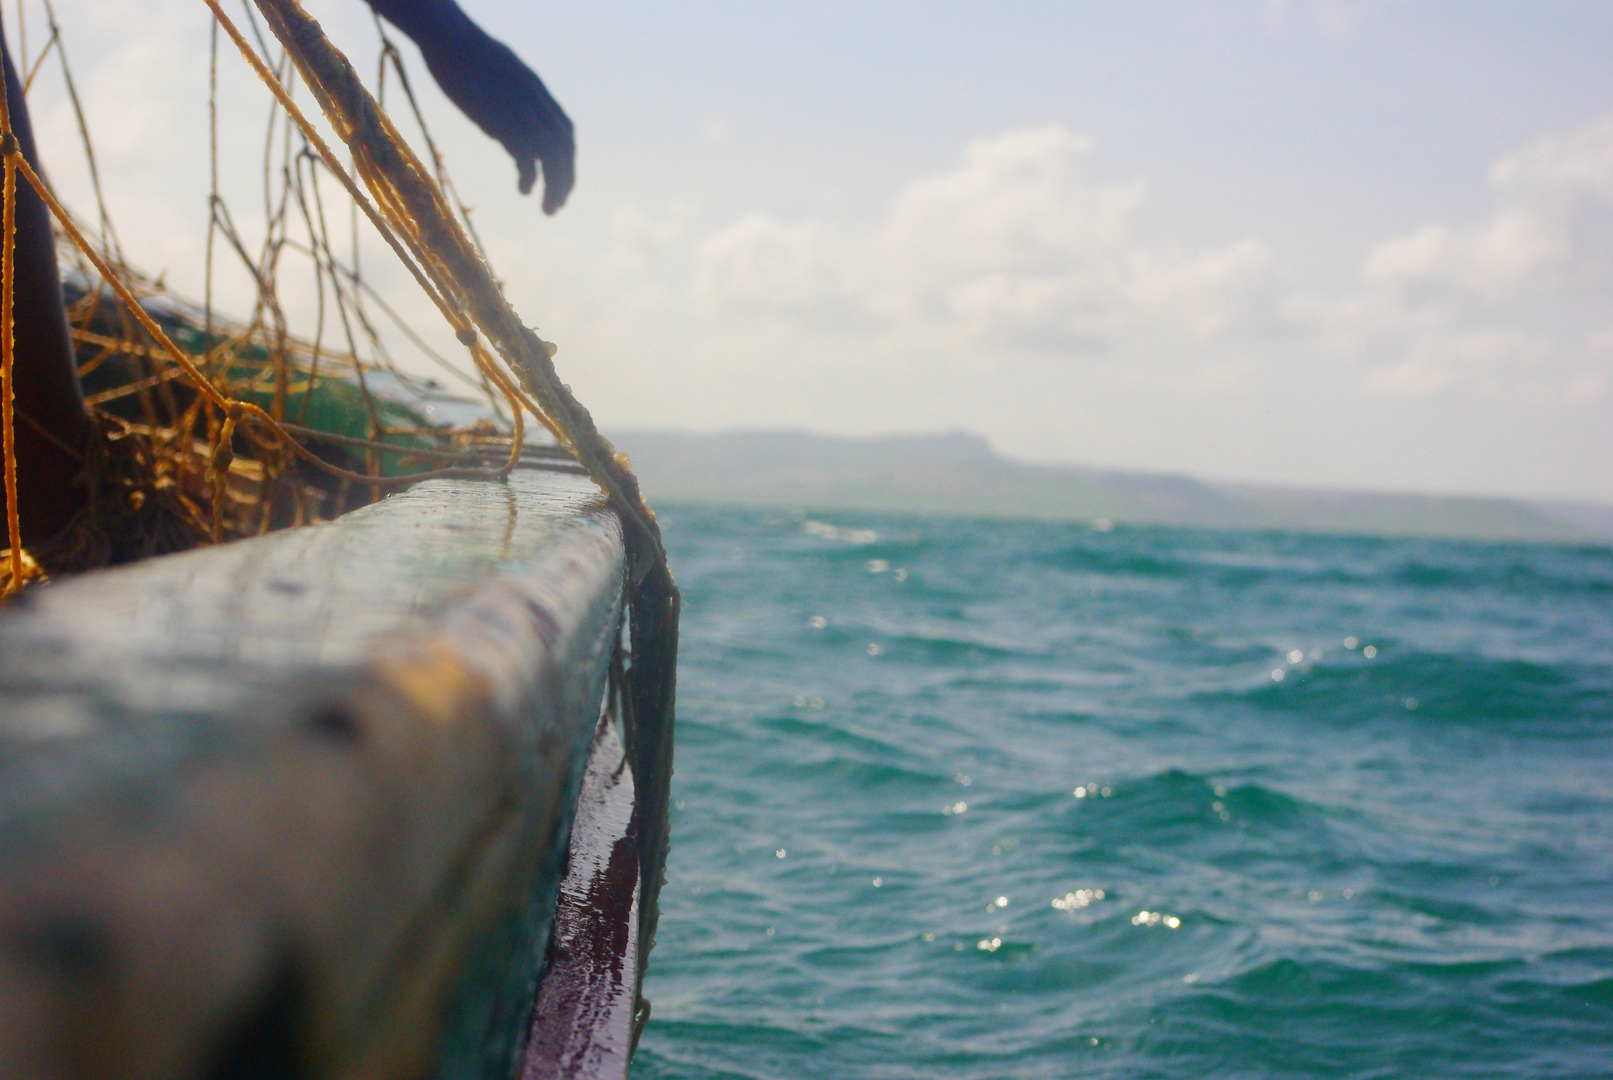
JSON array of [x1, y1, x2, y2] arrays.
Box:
[[0, 461, 656, 1079]]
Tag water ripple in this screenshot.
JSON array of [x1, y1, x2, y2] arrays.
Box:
[[639, 507, 1613, 1079]]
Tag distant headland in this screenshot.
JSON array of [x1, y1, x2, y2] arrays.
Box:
[[614, 429, 1613, 545]]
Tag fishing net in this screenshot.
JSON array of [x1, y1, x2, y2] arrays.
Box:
[[0, 0, 669, 587], [0, 0, 679, 1046]]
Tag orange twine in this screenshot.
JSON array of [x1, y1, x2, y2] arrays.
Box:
[[1, 77, 22, 593], [205, 0, 561, 445], [1, 0, 595, 595], [22, 153, 514, 493]]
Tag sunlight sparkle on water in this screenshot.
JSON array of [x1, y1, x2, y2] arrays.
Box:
[[803, 520, 878, 545], [642, 506, 1613, 1078], [1052, 889, 1105, 911]]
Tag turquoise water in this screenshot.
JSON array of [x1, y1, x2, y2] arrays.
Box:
[[634, 508, 1613, 1079]]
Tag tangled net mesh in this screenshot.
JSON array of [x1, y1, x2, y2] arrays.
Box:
[[0, 2, 682, 1022], [0, 0, 668, 600]]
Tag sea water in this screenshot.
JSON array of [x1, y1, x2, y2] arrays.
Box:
[[633, 507, 1613, 1079]]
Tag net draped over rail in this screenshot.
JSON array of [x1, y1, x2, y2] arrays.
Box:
[[0, 0, 679, 1051]]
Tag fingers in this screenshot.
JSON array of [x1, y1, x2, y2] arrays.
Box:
[[365, 0, 575, 212], [538, 148, 573, 215]]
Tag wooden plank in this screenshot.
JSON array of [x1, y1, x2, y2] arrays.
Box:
[[0, 465, 627, 1080]]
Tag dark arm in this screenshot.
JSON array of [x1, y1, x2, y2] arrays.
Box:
[[363, 0, 575, 213]]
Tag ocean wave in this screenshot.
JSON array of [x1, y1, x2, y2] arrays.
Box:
[[1231, 647, 1611, 732], [1061, 769, 1333, 842], [1390, 554, 1613, 596], [1036, 544, 1194, 579], [642, 508, 1613, 1079], [1148, 955, 1613, 1075], [881, 623, 1027, 659]]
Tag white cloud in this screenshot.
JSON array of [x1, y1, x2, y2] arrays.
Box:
[[1370, 111, 1613, 300], [690, 126, 1274, 359], [1363, 328, 1544, 399], [1288, 108, 1613, 401], [672, 114, 1613, 411], [694, 212, 851, 323], [604, 202, 686, 277]]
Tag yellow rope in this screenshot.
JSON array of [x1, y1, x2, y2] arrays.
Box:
[[208, 0, 574, 462], [20, 153, 512, 493], [2, 130, 20, 593], [207, 1, 463, 350], [241, 0, 670, 584], [1, 0, 651, 591]]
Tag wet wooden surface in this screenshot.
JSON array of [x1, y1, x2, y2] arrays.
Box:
[[0, 465, 626, 1080], [522, 711, 640, 1080]]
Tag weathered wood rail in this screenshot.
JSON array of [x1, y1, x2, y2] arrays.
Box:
[[0, 464, 652, 1079]]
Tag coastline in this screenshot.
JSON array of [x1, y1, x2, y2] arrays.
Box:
[[613, 429, 1613, 545]]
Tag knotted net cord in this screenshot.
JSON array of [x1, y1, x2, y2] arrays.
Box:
[[0, 19, 533, 591]]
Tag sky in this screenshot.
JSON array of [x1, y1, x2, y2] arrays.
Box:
[[12, 1, 1613, 501]]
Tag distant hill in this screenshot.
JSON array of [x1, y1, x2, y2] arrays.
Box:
[[613, 429, 1613, 544]]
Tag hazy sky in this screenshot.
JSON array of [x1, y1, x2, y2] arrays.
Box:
[[15, 1, 1613, 500]]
